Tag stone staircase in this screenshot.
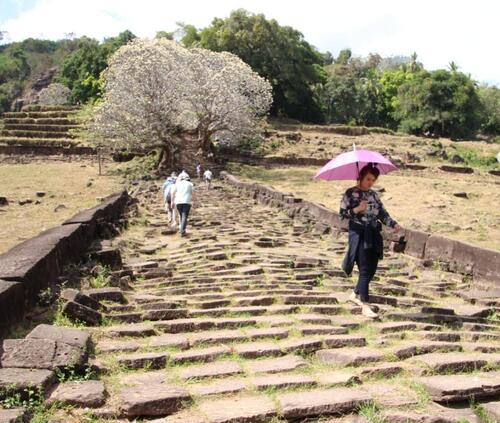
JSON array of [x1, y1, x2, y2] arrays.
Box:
[[0, 104, 81, 147], [1, 179, 500, 422]]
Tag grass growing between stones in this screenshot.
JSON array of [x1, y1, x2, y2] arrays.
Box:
[[358, 401, 387, 423], [472, 401, 497, 423]]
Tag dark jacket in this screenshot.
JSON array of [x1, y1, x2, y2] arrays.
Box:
[[341, 219, 383, 276]]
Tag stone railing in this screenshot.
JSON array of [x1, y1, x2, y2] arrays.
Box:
[[0, 191, 129, 337], [220, 171, 500, 285]]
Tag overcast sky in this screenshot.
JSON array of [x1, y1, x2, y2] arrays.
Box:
[[1, 0, 498, 85]]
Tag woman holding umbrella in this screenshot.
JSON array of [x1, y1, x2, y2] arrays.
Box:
[[314, 147, 401, 318]]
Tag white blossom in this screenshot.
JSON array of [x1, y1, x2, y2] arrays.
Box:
[[91, 38, 273, 164]]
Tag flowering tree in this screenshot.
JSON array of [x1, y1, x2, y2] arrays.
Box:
[[183, 49, 273, 153], [91, 38, 189, 166], [38, 83, 70, 105], [91, 38, 273, 166]]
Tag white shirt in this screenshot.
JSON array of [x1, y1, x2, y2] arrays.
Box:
[[203, 170, 213, 180], [174, 180, 193, 205]]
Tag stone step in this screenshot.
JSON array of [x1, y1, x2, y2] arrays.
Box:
[[416, 371, 500, 402], [408, 352, 500, 374]]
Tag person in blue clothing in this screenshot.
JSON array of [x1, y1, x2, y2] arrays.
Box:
[[339, 163, 401, 318], [162, 172, 177, 226]]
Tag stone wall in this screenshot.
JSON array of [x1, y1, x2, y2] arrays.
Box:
[[0, 145, 95, 156], [0, 191, 129, 337], [221, 171, 500, 285]]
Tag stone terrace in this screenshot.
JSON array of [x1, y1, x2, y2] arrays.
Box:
[[2, 178, 500, 422]]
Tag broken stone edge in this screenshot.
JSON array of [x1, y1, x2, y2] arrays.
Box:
[[0, 190, 129, 337]]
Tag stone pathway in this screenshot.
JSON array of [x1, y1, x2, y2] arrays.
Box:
[[2, 179, 500, 422]]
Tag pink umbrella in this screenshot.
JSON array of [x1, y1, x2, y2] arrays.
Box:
[[314, 144, 397, 181]]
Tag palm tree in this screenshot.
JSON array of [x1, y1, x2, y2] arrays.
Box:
[[448, 61, 459, 72]]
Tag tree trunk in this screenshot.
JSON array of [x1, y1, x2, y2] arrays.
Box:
[[155, 147, 165, 169], [156, 145, 174, 170], [197, 127, 213, 156]]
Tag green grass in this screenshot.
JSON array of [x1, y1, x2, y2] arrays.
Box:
[[358, 401, 386, 423], [448, 144, 499, 169], [89, 265, 112, 288]]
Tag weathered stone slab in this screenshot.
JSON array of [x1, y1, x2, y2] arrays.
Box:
[[198, 395, 276, 423], [251, 374, 317, 390], [148, 334, 190, 350], [277, 387, 371, 419], [107, 323, 156, 337], [189, 379, 246, 397], [142, 308, 189, 321], [417, 372, 500, 401], [316, 348, 384, 366], [410, 352, 488, 374], [0, 368, 55, 393], [178, 361, 243, 380], [26, 324, 90, 350], [281, 338, 322, 354], [322, 335, 366, 348], [361, 383, 419, 407], [391, 341, 462, 359], [376, 322, 417, 333], [246, 355, 306, 374], [233, 342, 282, 358], [62, 300, 102, 325], [171, 346, 228, 364], [60, 288, 103, 311], [316, 371, 361, 387], [96, 340, 141, 353], [84, 287, 125, 303], [358, 363, 404, 378], [117, 352, 168, 369], [119, 384, 190, 417], [0, 408, 26, 423], [47, 380, 106, 407], [1, 338, 86, 370]]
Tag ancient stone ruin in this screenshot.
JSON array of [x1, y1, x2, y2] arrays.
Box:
[[0, 175, 499, 422]]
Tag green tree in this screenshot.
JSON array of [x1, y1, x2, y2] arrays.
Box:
[[155, 31, 174, 40], [57, 31, 136, 103], [379, 69, 415, 127], [322, 51, 386, 126], [182, 9, 326, 122], [394, 69, 482, 138], [0, 46, 30, 112], [478, 84, 500, 134]]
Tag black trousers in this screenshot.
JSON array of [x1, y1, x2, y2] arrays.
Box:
[[354, 239, 379, 302]]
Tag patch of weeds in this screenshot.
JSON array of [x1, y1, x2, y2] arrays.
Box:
[[409, 381, 431, 407], [37, 286, 57, 307], [471, 399, 495, 423], [30, 402, 68, 423], [486, 311, 500, 323], [450, 146, 498, 169], [358, 401, 386, 422], [0, 384, 45, 410], [89, 265, 111, 288], [112, 151, 158, 180], [313, 275, 324, 287], [132, 215, 149, 226], [55, 363, 95, 383]]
